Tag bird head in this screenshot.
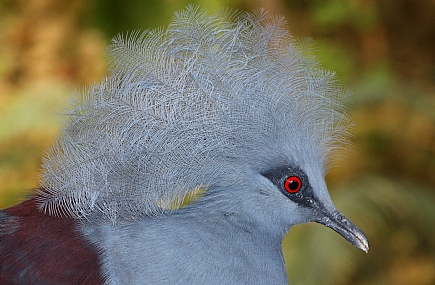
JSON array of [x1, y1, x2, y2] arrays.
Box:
[[37, 6, 368, 252], [259, 165, 368, 252]]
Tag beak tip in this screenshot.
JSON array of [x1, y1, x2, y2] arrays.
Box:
[[343, 221, 370, 253], [355, 233, 370, 253], [356, 240, 369, 253], [316, 210, 370, 253]]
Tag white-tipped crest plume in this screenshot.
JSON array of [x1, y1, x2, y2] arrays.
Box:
[[38, 6, 351, 222]]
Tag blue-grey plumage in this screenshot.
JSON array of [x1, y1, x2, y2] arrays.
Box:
[[33, 5, 368, 284]]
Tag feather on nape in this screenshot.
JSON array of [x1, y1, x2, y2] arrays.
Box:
[[37, 6, 351, 222]]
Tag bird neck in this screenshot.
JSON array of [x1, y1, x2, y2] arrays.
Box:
[[79, 190, 289, 284]]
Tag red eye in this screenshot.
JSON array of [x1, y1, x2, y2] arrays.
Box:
[[284, 176, 302, 193]]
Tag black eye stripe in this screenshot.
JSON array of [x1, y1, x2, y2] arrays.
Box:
[[261, 165, 319, 209], [261, 165, 311, 198]]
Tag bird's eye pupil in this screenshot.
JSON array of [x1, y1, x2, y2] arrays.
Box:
[[289, 180, 299, 190], [284, 176, 302, 193]]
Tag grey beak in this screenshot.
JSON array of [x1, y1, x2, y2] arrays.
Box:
[[314, 208, 369, 253]]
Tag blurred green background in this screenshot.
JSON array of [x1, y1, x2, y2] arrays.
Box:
[[1, 1, 435, 284]]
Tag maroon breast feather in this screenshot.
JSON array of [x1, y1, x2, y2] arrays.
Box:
[[1, 196, 104, 285]]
